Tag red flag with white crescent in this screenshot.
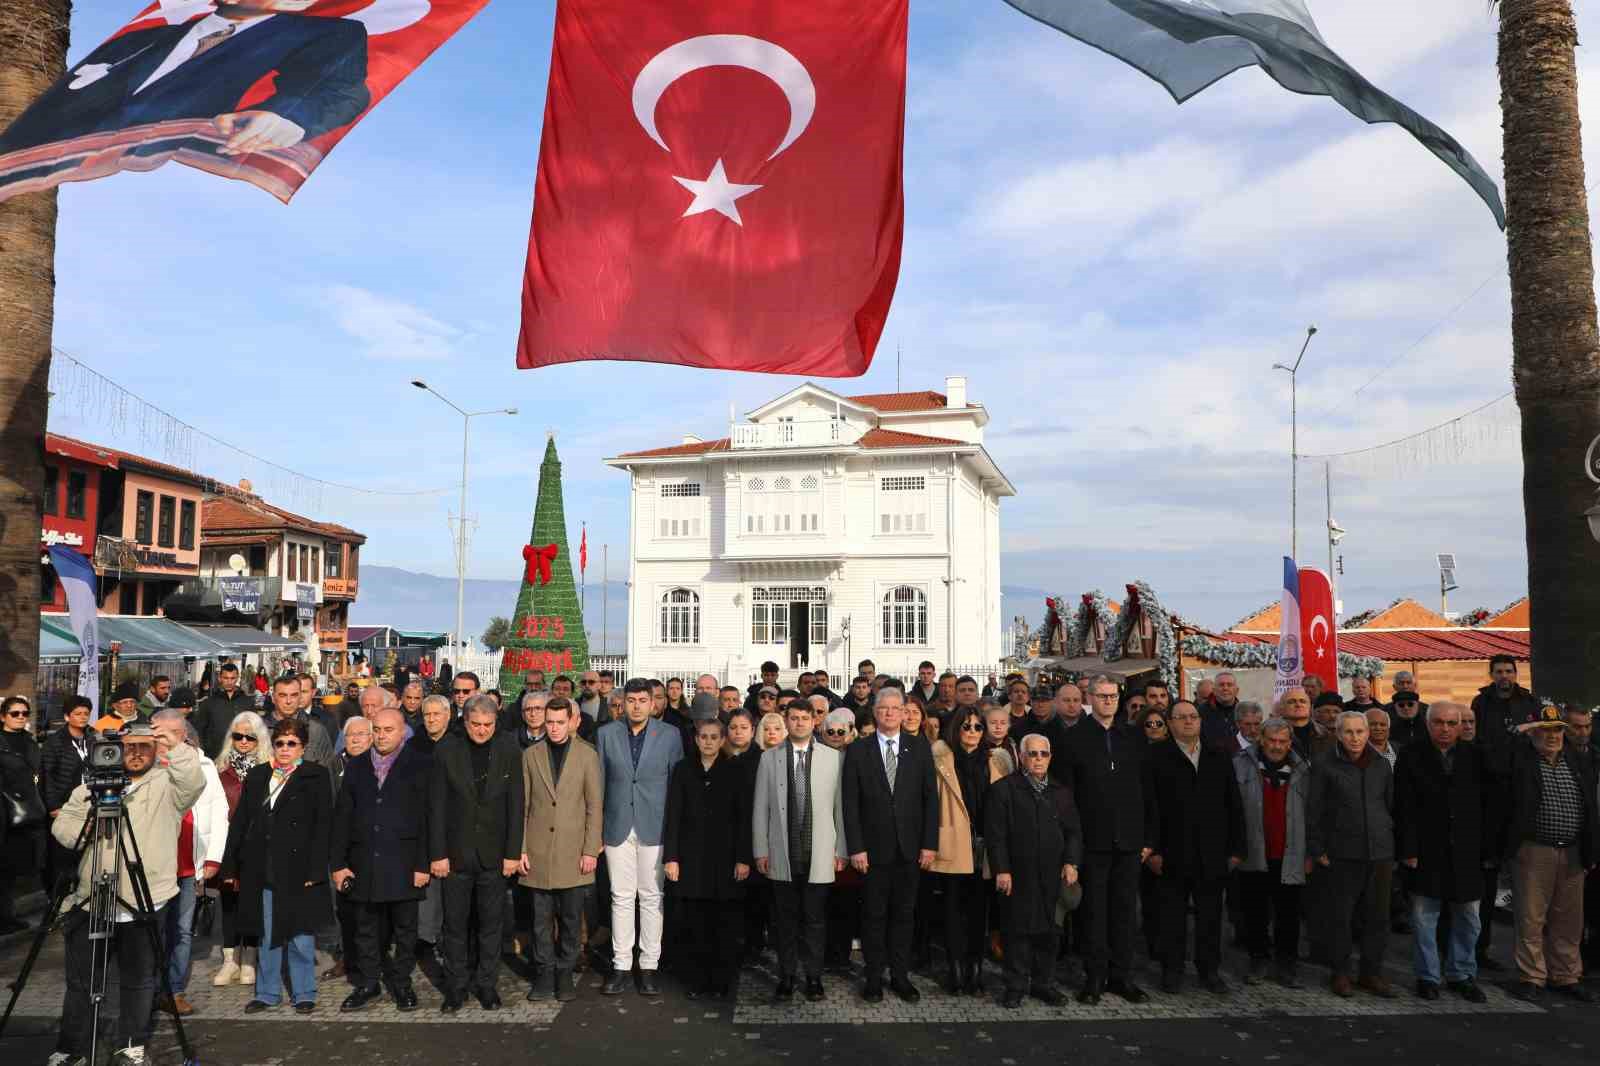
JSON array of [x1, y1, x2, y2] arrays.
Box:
[[1297, 567, 1338, 696], [516, 0, 908, 376], [580, 523, 587, 575]]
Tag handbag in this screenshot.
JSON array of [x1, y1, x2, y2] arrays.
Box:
[[192, 894, 216, 938], [3, 785, 45, 831]]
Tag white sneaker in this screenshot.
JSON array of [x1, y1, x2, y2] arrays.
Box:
[[45, 1052, 80, 1066], [213, 948, 240, 986], [109, 1047, 145, 1066]]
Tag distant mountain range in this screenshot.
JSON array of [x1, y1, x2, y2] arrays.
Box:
[[353, 564, 1051, 653]]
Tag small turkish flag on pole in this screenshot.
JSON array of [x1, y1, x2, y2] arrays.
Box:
[[580, 524, 588, 575], [516, 0, 908, 377]]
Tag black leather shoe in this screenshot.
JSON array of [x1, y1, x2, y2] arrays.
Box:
[[293, 1001, 316, 1015], [1002, 990, 1024, 1009], [772, 979, 795, 1002], [1509, 982, 1542, 1002], [1160, 970, 1183, 994], [243, 1000, 273, 1014], [862, 979, 884, 1003], [1106, 979, 1149, 1004], [1416, 981, 1441, 1001], [1077, 979, 1103, 1006], [601, 972, 628, 996], [1554, 982, 1596, 1003], [1031, 986, 1066, 1006], [556, 972, 577, 1002], [392, 982, 419, 1012], [637, 970, 661, 997], [889, 976, 920, 1003], [805, 979, 826, 1002], [442, 992, 466, 1014], [340, 985, 382, 1012], [1450, 980, 1487, 1004], [477, 987, 503, 1010]]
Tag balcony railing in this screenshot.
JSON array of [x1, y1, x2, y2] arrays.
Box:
[[730, 419, 859, 450]]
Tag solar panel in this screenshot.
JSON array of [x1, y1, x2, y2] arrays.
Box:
[[1437, 553, 1457, 570]]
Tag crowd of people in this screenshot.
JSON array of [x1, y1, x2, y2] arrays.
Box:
[[0, 651, 1595, 1064]]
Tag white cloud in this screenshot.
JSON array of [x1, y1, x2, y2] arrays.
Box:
[[322, 284, 465, 360]]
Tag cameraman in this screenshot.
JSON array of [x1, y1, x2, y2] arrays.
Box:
[[49, 721, 205, 1066]]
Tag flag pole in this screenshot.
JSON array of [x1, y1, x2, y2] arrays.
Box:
[[581, 522, 587, 645], [602, 544, 609, 657]]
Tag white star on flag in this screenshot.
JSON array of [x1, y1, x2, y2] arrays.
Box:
[[674, 159, 762, 225]]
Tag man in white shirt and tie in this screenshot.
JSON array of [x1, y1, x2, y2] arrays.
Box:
[[842, 683, 940, 1003]]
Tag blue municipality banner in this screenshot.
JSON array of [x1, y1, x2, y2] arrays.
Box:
[[218, 576, 262, 614], [48, 545, 101, 712], [296, 582, 316, 622]]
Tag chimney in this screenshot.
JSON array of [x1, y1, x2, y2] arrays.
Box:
[[944, 376, 967, 409], [682, 434, 703, 446], [238, 478, 253, 493]]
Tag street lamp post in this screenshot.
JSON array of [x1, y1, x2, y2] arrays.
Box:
[[1273, 326, 1318, 560], [411, 380, 518, 672]]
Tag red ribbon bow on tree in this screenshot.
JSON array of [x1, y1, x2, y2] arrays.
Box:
[[522, 543, 560, 586]]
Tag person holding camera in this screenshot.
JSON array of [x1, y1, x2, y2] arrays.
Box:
[[219, 716, 334, 1014], [48, 719, 205, 1066]]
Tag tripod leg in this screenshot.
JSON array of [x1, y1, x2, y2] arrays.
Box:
[[118, 819, 198, 1066], [0, 810, 95, 1038]]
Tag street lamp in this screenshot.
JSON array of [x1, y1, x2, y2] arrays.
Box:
[[411, 379, 518, 671], [1273, 325, 1318, 560]]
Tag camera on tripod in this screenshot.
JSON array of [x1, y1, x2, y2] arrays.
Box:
[[84, 729, 130, 799]]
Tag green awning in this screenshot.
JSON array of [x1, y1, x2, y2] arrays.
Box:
[[40, 618, 81, 661], [94, 616, 233, 662], [181, 624, 307, 653], [394, 630, 449, 646]]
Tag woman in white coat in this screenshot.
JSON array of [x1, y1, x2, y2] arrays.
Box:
[[152, 710, 231, 1015]]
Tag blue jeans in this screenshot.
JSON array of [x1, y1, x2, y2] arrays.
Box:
[[165, 876, 196, 993], [256, 887, 317, 1005], [1412, 894, 1480, 985]]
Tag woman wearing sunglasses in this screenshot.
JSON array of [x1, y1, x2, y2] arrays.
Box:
[[210, 711, 270, 987], [0, 695, 43, 935], [219, 716, 333, 1014], [930, 708, 991, 994]]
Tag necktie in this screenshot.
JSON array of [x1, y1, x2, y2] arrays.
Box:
[[884, 739, 897, 794], [192, 24, 236, 61]]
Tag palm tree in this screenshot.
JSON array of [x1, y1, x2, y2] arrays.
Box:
[[0, 1, 69, 704], [1497, 0, 1600, 704]]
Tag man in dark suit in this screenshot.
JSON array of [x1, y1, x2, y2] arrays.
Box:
[[331, 707, 432, 1013], [0, 0, 370, 159], [429, 695, 525, 1013], [841, 685, 939, 1003], [1146, 701, 1245, 994]]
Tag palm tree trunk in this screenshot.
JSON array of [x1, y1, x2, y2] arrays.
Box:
[[0, 1, 70, 702], [1498, 0, 1600, 704]]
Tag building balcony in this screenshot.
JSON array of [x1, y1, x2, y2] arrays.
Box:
[[730, 419, 860, 450]]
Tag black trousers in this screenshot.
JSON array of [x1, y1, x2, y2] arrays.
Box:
[[1477, 865, 1499, 958], [861, 858, 919, 980], [442, 866, 506, 995], [682, 897, 741, 990], [354, 898, 419, 989], [1324, 860, 1390, 979], [938, 871, 987, 965], [335, 893, 363, 984], [824, 882, 859, 966], [57, 903, 166, 1055], [1139, 866, 1162, 955], [530, 886, 584, 980], [744, 874, 772, 958], [771, 879, 828, 982], [1004, 929, 1059, 995], [1239, 862, 1302, 962], [1081, 850, 1140, 984], [1157, 870, 1225, 975]]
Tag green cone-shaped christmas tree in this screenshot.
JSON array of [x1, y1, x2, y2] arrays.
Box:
[[499, 435, 589, 704]]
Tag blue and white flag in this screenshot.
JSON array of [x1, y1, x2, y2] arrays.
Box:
[[48, 545, 101, 713], [1001, 0, 1506, 228], [1274, 555, 1303, 699]]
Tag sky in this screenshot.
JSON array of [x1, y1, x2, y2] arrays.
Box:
[[39, 0, 1597, 637]]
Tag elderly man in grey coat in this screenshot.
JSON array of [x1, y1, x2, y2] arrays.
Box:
[[1233, 716, 1310, 988]]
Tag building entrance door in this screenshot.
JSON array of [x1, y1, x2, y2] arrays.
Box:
[[789, 601, 810, 668]]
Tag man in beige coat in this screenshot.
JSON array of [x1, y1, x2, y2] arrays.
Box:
[[518, 700, 602, 1002]]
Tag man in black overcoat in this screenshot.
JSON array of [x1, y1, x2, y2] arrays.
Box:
[[332, 707, 432, 1012]]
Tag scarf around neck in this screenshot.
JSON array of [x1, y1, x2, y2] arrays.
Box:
[[228, 749, 259, 779]]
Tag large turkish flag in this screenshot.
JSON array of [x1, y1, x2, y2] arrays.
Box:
[[1297, 567, 1339, 696], [516, 0, 908, 377]]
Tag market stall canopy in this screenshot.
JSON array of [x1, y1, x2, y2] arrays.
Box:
[[1026, 656, 1160, 681], [94, 616, 233, 661], [183, 625, 309, 654], [39, 618, 81, 662]]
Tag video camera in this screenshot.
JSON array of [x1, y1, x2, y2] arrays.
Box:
[[84, 729, 130, 797]]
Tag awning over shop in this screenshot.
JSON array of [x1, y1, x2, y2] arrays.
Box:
[[182, 624, 308, 653], [40, 618, 81, 661], [95, 615, 233, 661], [393, 630, 448, 646], [1023, 655, 1161, 682]]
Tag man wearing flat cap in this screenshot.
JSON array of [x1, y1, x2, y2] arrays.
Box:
[[1506, 704, 1600, 1003]]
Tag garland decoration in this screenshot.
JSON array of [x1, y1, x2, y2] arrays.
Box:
[[1066, 590, 1116, 660], [1179, 634, 1385, 679], [1104, 582, 1179, 689]]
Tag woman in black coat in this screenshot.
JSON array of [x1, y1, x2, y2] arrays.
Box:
[[38, 696, 93, 894], [0, 696, 44, 934], [663, 718, 750, 999], [220, 717, 333, 1013]]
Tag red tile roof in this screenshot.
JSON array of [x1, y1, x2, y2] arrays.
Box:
[[1220, 628, 1529, 662], [616, 438, 732, 459], [45, 432, 206, 485], [857, 428, 966, 448], [203, 494, 364, 542], [847, 390, 950, 411]]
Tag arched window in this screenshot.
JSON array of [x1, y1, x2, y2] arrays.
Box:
[[659, 588, 700, 644], [881, 585, 928, 646]]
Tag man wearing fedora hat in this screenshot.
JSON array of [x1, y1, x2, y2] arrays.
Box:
[[1506, 704, 1600, 1002]]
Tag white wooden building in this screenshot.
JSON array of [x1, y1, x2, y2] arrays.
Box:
[[603, 378, 1014, 682]]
